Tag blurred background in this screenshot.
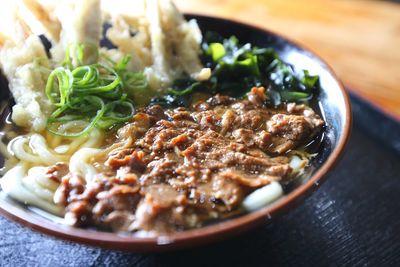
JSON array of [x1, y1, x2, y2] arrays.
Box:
[[176, 0, 400, 122]]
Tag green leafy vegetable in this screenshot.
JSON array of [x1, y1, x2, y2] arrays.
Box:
[[204, 33, 320, 105], [45, 45, 147, 137], [154, 32, 320, 107], [207, 43, 226, 61], [151, 78, 202, 107]]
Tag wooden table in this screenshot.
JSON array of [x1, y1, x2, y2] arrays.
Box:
[[176, 0, 400, 121]]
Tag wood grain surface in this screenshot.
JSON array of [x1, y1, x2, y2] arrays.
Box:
[[175, 0, 400, 121]]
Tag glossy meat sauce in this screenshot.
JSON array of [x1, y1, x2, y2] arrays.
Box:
[[54, 87, 324, 234]]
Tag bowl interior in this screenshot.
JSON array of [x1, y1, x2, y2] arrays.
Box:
[[190, 15, 347, 184], [0, 14, 350, 251]]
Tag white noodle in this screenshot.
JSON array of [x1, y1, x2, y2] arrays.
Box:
[[29, 134, 65, 164], [8, 135, 44, 163], [22, 175, 55, 202], [1, 130, 105, 215], [242, 181, 284, 212], [28, 166, 59, 191], [69, 147, 102, 184], [0, 163, 63, 215]]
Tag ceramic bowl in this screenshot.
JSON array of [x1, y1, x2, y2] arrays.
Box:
[[0, 14, 352, 252]]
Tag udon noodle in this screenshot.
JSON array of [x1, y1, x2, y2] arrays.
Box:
[[1, 126, 104, 215]]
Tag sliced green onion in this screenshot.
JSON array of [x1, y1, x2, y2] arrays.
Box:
[[45, 67, 73, 107], [47, 96, 106, 137], [45, 45, 148, 137], [280, 91, 311, 101]]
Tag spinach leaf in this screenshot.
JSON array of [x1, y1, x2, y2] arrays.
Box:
[[151, 32, 320, 108]]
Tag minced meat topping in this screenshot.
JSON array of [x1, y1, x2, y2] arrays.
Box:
[[54, 87, 324, 234]]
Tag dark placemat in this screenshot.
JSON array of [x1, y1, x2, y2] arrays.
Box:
[[1, 118, 400, 266]]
